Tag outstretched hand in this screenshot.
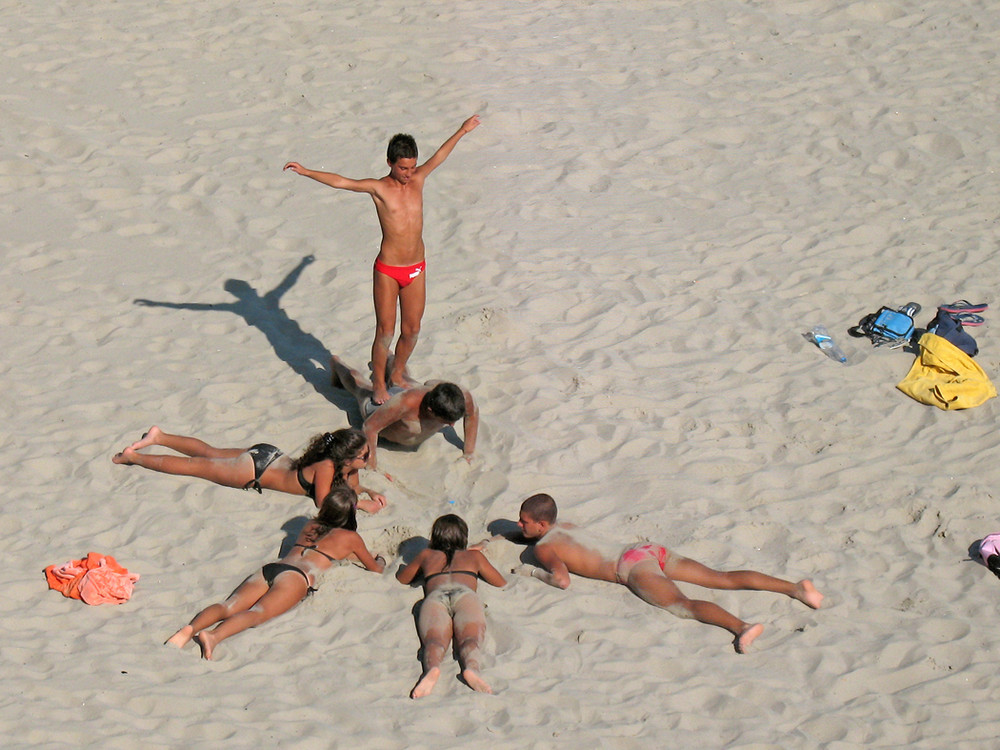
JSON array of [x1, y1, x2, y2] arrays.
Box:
[[357, 493, 388, 514], [460, 115, 481, 134], [468, 537, 494, 552], [283, 162, 306, 174]]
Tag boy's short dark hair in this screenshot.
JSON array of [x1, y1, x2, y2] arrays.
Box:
[[422, 383, 465, 422], [521, 493, 558, 524], [387, 133, 418, 163]]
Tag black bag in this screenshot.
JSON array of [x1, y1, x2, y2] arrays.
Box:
[[928, 308, 978, 356]]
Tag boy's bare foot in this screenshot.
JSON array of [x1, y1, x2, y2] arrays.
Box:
[[165, 625, 194, 648], [735, 623, 764, 654], [112, 447, 137, 465], [461, 668, 493, 694], [195, 631, 218, 660], [372, 382, 390, 405], [410, 667, 440, 699], [388, 371, 417, 389], [385, 354, 411, 386], [794, 580, 823, 609]]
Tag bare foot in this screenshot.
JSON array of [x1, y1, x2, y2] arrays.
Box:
[[410, 667, 440, 699], [165, 625, 194, 648], [461, 668, 493, 694], [388, 371, 416, 389], [372, 382, 390, 405], [735, 623, 764, 654], [793, 580, 823, 609], [112, 447, 138, 465], [131, 426, 163, 451], [195, 631, 218, 660]]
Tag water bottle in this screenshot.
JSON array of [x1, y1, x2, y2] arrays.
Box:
[[805, 325, 847, 363]]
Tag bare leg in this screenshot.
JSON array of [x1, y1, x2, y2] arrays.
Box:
[[125, 426, 246, 459], [452, 590, 492, 694], [411, 597, 452, 699], [670, 558, 823, 609], [165, 574, 267, 649], [331, 355, 375, 403], [112, 448, 253, 488], [384, 354, 419, 387], [195, 572, 307, 660], [389, 274, 425, 389], [371, 270, 400, 405], [626, 563, 759, 652]]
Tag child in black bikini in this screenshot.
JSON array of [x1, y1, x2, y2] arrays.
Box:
[[396, 514, 506, 698], [166, 488, 384, 660], [112, 425, 387, 513]]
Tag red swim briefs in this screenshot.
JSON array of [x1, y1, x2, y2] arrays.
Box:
[[374, 258, 426, 288]]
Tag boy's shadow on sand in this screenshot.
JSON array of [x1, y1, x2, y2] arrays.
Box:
[[487, 519, 538, 566], [134, 255, 358, 416]]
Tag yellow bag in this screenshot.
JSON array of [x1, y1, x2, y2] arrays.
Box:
[[896, 333, 996, 410]]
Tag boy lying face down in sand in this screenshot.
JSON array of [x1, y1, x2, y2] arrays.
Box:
[[166, 488, 384, 660], [331, 355, 478, 471], [508, 494, 823, 653]]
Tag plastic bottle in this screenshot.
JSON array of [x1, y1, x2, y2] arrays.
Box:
[[805, 325, 847, 363]]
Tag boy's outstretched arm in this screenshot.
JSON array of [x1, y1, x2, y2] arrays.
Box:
[[520, 543, 571, 589], [461, 389, 479, 459], [283, 162, 381, 194], [360, 398, 410, 470], [416, 115, 480, 176]]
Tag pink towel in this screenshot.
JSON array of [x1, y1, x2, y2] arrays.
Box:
[[980, 534, 1000, 565], [45, 552, 139, 605]]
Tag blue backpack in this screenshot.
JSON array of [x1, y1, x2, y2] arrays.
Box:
[[849, 304, 917, 348]]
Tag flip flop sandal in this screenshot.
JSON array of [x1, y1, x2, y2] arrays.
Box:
[[955, 313, 985, 326], [939, 300, 989, 314]]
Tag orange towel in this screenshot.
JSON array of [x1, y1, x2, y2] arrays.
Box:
[[45, 552, 139, 605]]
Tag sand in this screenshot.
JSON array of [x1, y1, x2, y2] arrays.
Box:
[[4, 0, 1000, 746]]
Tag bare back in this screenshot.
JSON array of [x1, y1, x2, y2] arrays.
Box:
[[260, 455, 332, 498], [365, 387, 448, 446], [398, 547, 506, 592], [281, 525, 370, 585], [536, 525, 622, 583]]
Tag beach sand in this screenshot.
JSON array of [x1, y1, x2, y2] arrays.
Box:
[[4, 0, 1000, 746]]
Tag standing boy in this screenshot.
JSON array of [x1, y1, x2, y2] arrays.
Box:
[[285, 115, 481, 405]]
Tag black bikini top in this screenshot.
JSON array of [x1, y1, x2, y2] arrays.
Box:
[[424, 569, 478, 583], [293, 543, 338, 563], [297, 467, 315, 497]]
